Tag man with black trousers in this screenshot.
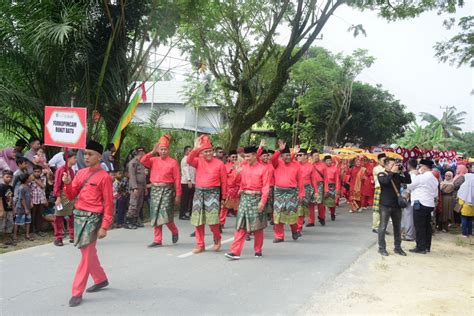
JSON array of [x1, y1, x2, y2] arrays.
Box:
[[407, 159, 438, 254], [377, 158, 411, 256], [179, 146, 195, 220]]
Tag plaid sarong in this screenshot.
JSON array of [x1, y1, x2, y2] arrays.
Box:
[[265, 186, 274, 214], [323, 183, 337, 207], [150, 185, 176, 226], [297, 184, 314, 216], [314, 181, 324, 204], [273, 187, 298, 225], [191, 187, 221, 226], [373, 187, 381, 213], [73, 210, 102, 248], [235, 193, 267, 232]]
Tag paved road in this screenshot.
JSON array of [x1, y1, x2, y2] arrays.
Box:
[[1, 207, 376, 315]]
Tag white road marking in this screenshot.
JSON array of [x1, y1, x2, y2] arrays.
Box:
[[177, 237, 234, 258]]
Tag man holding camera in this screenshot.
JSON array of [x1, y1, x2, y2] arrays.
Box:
[[407, 159, 438, 254], [377, 158, 411, 256]]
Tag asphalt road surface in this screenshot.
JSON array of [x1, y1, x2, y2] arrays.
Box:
[[1, 207, 376, 315]]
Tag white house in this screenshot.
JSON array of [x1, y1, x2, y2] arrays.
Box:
[[132, 81, 222, 134]]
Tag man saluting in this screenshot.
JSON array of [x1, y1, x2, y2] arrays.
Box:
[[62, 141, 114, 307]]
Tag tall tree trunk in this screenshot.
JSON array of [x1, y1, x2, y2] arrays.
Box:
[[225, 119, 248, 151]]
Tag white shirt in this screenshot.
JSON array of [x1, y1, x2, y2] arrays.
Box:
[[373, 165, 385, 188], [48, 152, 66, 168], [180, 155, 196, 184], [407, 171, 439, 207]]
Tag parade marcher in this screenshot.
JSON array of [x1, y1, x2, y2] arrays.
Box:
[[377, 158, 411, 256], [295, 147, 317, 233], [401, 159, 418, 241], [311, 149, 326, 226], [220, 150, 241, 227], [187, 135, 227, 254], [257, 142, 275, 224], [271, 140, 304, 243], [140, 136, 181, 247], [125, 147, 147, 229], [322, 156, 341, 221], [372, 153, 386, 233], [360, 159, 375, 209], [348, 157, 366, 213], [62, 141, 114, 307], [225, 146, 270, 260], [53, 150, 77, 246], [179, 146, 195, 220], [407, 159, 438, 254]]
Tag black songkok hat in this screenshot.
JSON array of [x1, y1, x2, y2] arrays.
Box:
[[298, 148, 308, 155], [229, 150, 237, 155], [323, 155, 332, 161], [261, 149, 269, 155], [280, 146, 291, 154], [268, 149, 275, 154], [244, 146, 257, 154], [310, 148, 319, 155], [419, 159, 434, 169], [377, 153, 386, 160], [86, 140, 104, 155]]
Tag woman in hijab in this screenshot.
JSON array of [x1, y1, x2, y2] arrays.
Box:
[[348, 157, 366, 213], [439, 171, 456, 232], [457, 174, 474, 238], [100, 150, 115, 172], [453, 165, 469, 225], [0, 147, 17, 173]]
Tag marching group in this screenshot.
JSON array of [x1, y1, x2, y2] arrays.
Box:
[[1, 135, 473, 307]]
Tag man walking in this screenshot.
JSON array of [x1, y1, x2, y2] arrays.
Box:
[[322, 156, 340, 221], [140, 136, 180, 247], [295, 148, 317, 233], [407, 159, 438, 254], [377, 158, 411, 256], [179, 146, 195, 220], [63, 141, 113, 307], [225, 146, 269, 260], [311, 149, 326, 226], [125, 147, 146, 229], [372, 153, 386, 233]]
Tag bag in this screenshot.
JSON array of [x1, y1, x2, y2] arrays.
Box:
[[390, 179, 409, 208]]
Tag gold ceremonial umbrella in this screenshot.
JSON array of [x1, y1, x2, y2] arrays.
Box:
[[384, 151, 403, 160]]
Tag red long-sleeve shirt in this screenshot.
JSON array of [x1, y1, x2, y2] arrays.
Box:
[[140, 153, 182, 196], [187, 149, 228, 198], [54, 165, 74, 197], [225, 162, 241, 199], [324, 165, 341, 193], [300, 161, 318, 193], [239, 162, 270, 205], [271, 150, 304, 198], [256, 147, 275, 186], [313, 162, 325, 183], [64, 167, 114, 230]]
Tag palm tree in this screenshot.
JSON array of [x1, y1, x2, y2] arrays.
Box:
[[419, 107, 466, 139]]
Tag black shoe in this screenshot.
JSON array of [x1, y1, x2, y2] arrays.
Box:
[[319, 218, 326, 226], [426, 249, 431, 253], [331, 214, 336, 221], [172, 235, 179, 244], [124, 223, 134, 229], [306, 223, 315, 227], [385, 231, 390, 235], [136, 222, 144, 228], [409, 248, 426, 254], [270, 221, 274, 226], [225, 252, 240, 260], [292, 232, 299, 241], [394, 248, 407, 256], [69, 239, 74, 243], [179, 216, 190, 220], [273, 238, 284, 243], [297, 231, 302, 237], [147, 242, 162, 248], [190, 232, 196, 237], [255, 252, 262, 258], [402, 238, 414, 242], [54, 240, 63, 247], [246, 235, 251, 241], [378, 249, 389, 256], [69, 296, 82, 307], [86, 280, 109, 293], [372, 229, 378, 234]]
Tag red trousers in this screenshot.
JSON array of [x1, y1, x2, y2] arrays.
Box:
[[53, 215, 74, 241], [308, 204, 316, 225], [72, 241, 107, 297], [195, 224, 221, 249], [361, 195, 372, 207], [317, 205, 335, 220], [229, 229, 264, 256], [273, 223, 298, 240], [219, 207, 228, 225], [297, 216, 305, 232], [153, 222, 179, 243]]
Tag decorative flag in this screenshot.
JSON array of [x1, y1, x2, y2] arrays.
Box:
[[111, 82, 147, 149]]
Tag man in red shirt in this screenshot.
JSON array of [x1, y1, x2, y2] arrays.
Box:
[[295, 148, 318, 234], [323, 155, 341, 221], [53, 150, 77, 246], [271, 140, 304, 242], [257, 141, 275, 224], [220, 150, 240, 227], [140, 135, 181, 247], [225, 146, 270, 259], [62, 141, 114, 307], [187, 135, 228, 254], [311, 149, 326, 226]]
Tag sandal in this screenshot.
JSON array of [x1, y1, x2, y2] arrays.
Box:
[[25, 236, 35, 241]]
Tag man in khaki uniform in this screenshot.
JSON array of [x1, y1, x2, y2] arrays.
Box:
[[125, 147, 146, 229]]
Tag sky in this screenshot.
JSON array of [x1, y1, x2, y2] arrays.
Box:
[[155, 3, 473, 132]]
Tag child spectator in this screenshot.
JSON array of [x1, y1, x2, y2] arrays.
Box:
[[13, 173, 33, 242], [113, 171, 129, 228], [29, 164, 48, 237], [0, 170, 15, 247], [12, 157, 29, 205]]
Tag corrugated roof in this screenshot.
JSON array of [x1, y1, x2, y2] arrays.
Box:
[[138, 81, 188, 104]]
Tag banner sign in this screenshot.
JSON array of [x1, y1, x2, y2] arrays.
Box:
[[44, 106, 87, 149]]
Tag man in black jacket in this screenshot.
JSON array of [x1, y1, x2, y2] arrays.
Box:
[[377, 158, 411, 256]]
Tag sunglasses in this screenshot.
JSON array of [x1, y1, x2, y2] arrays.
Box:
[[296, 153, 305, 157]]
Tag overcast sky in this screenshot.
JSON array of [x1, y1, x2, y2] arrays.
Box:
[[157, 3, 473, 132], [300, 3, 473, 132]]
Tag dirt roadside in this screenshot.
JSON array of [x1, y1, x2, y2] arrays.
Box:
[[300, 232, 473, 316]]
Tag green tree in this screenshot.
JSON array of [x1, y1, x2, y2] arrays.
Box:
[[419, 106, 467, 138]]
